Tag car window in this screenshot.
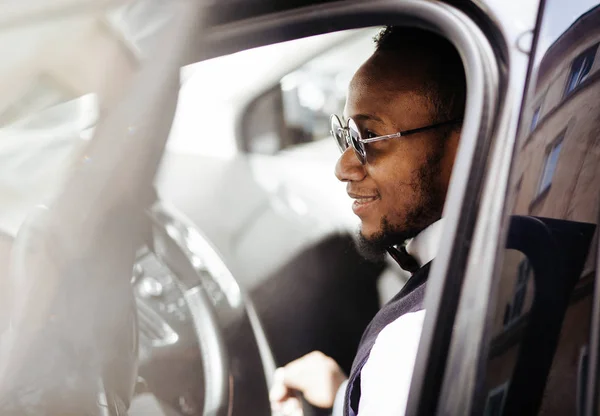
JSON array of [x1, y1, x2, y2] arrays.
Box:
[[167, 30, 377, 157], [0, 0, 170, 236], [480, 3, 600, 415], [241, 31, 377, 155]]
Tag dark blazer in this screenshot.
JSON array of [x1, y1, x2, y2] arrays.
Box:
[[344, 262, 432, 416]]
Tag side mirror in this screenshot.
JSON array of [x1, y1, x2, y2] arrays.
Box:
[[240, 79, 332, 155], [240, 85, 286, 155]]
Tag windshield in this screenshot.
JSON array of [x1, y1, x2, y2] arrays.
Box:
[[0, 0, 175, 236], [0, 4, 376, 236]]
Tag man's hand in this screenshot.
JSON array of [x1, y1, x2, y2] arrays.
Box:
[[269, 351, 347, 414]]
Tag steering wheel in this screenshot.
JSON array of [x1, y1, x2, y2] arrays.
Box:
[[1, 201, 233, 416]]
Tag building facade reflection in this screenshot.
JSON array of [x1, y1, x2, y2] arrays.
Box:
[[484, 5, 600, 415]]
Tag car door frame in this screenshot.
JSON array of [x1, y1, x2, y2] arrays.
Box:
[[192, 0, 507, 414]]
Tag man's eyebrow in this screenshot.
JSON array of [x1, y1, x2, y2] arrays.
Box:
[[352, 113, 384, 123]]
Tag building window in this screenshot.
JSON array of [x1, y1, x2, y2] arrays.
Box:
[[530, 106, 541, 132], [537, 136, 564, 195], [503, 258, 532, 327], [484, 382, 509, 416], [564, 44, 597, 97]]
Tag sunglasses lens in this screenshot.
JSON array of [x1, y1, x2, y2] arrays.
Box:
[[330, 115, 346, 152], [348, 118, 366, 163]]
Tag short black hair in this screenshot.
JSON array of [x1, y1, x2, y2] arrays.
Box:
[[374, 26, 466, 122]]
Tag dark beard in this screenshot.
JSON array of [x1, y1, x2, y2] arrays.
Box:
[[355, 145, 446, 263]]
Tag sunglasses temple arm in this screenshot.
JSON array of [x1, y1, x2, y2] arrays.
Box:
[[401, 117, 463, 137], [360, 132, 403, 144]]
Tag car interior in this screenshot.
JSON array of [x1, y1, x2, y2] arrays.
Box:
[[0, 1, 599, 416]]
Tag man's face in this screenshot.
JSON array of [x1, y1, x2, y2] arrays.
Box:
[[335, 51, 461, 258]]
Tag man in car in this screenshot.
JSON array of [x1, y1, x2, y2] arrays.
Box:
[[270, 26, 466, 415]]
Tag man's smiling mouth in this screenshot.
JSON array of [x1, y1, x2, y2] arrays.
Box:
[[353, 196, 378, 204], [348, 193, 380, 215]]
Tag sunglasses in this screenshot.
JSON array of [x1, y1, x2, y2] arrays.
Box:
[[330, 114, 462, 164]]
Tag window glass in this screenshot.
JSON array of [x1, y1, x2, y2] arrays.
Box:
[[480, 4, 600, 415], [168, 29, 377, 157], [564, 44, 597, 96], [276, 34, 375, 150], [537, 137, 563, 195], [242, 30, 377, 154], [503, 256, 533, 328], [530, 105, 541, 132], [0, 1, 160, 236]]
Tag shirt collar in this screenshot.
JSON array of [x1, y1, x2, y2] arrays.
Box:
[[404, 218, 444, 268]]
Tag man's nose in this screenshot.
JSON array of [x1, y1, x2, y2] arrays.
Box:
[[335, 147, 366, 182]]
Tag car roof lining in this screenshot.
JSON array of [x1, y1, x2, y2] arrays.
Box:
[[191, 5, 448, 65], [188, 0, 508, 69]]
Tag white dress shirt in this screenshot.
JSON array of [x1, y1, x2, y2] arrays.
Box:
[[332, 219, 444, 416]]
